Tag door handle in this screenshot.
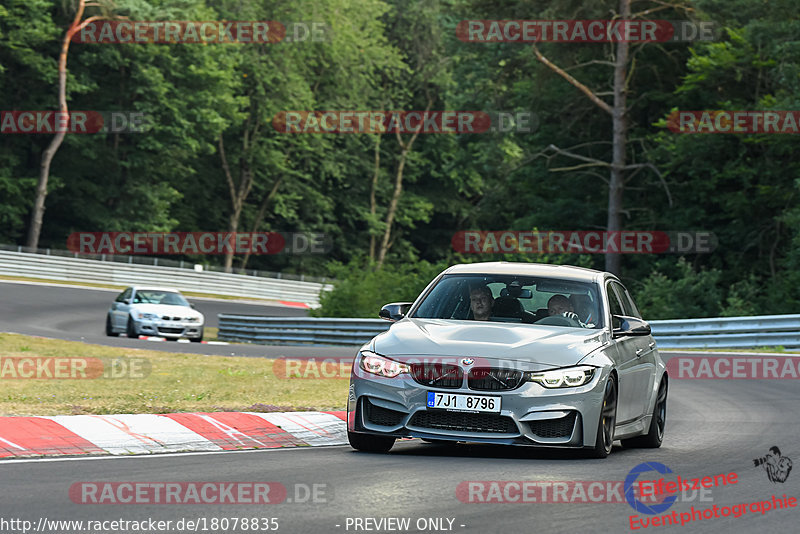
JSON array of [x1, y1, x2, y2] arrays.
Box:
[[635, 348, 644, 357], [648, 342, 656, 349]]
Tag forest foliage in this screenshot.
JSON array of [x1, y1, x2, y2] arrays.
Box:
[[1, 0, 798, 318]]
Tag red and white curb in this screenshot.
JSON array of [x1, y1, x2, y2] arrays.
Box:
[[134, 335, 229, 345], [0, 411, 347, 458]]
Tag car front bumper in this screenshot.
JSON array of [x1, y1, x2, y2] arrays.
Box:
[[347, 356, 611, 448], [134, 319, 203, 339]]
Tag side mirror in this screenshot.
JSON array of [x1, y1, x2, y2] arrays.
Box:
[[379, 302, 413, 322], [123, 298, 131, 305], [190, 303, 196, 309], [612, 315, 651, 338]]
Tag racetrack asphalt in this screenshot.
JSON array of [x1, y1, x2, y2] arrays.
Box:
[[1, 280, 798, 533], [0, 280, 357, 358], [1, 369, 798, 533]]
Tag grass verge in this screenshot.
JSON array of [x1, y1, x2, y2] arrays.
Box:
[[0, 333, 349, 416]]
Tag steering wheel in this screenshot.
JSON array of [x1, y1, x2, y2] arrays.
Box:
[[535, 314, 582, 327]]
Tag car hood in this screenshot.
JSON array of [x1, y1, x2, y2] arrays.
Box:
[[131, 304, 203, 320], [371, 318, 609, 369]]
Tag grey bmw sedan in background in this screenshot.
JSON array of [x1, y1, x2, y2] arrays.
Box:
[[347, 262, 668, 458]]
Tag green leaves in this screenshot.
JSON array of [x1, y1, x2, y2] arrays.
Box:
[[1, 0, 798, 317]]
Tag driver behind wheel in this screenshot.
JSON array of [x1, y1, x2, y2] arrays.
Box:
[[547, 294, 583, 324], [469, 285, 494, 321]]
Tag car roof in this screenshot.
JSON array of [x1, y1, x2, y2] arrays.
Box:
[[443, 262, 610, 283]]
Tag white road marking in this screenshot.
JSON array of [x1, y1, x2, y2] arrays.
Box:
[[0, 444, 350, 464]]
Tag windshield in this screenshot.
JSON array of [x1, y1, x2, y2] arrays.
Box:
[[133, 290, 191, 307], [411, 274, 603, 329]]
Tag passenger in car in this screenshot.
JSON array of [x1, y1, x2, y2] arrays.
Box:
[[570, 294, 597, 326], [469, 285, 494, 321]]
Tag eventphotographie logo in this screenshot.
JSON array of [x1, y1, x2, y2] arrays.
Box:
[[753, 446, 792, 484]]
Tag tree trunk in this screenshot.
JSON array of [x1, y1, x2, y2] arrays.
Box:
[[376, 99, 432, 269], [27, 2, 99, 249], [376, 145, 408, 269], [240, 177, 282, 270], [605, 0, 631, 275], [368, 134, 381, 263], [224, 206, 242, 272], [219, 134, 254, 273]]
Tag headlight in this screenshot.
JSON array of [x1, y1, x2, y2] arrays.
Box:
[[358, 351, 410, 378], [528, 365, 596, 388], [186, 317, 200, 322], [137, 312, 158, 320]]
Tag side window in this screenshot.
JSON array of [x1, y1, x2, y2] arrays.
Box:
[[606, 283, 624, 329], [611, 282, 639, 318], [116, 288, 131, 302], [617, 284, 643, 319]]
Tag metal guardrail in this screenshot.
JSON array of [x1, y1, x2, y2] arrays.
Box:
[[217, 314, 800, 348], [218, 316, 389, 345], [0, 244, 330, 283], [649, 314, 800, 349], [0, 249, 331, 307]]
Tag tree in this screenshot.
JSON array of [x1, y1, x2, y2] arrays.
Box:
[[530, 0, 680, 274], [26, 0, 113, 250], [374, 0, 453, 268]]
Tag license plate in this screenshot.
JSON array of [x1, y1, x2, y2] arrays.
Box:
[[427, 392, 501, 413]]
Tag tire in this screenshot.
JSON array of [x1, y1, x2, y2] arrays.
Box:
[[105, 315, 119, 337], [622, 377, 667, 449], [126, 316, 138, 339], [348, 430, 395, 453], [587, 374, 617, 459]]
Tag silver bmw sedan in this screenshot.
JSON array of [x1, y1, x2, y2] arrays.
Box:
[[347, 262, 667, 458]]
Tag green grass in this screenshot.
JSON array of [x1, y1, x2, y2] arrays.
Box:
[[0, 333, 348, 416]]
